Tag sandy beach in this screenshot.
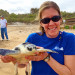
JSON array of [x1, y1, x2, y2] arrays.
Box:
[[0, 23, 75, 75]]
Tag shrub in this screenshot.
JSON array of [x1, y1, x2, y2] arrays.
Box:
[[65, 26, 69, 29], [73, 26, 75, 29]]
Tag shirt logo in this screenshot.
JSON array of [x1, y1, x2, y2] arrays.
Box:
[[54, 46, 64, 51]]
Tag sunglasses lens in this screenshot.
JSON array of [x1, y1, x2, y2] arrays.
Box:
[[52, 16, 61, 22], [41, 18, 50, 24], [40, 16, 61, 24]]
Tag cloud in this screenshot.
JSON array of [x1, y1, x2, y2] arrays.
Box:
[[58, 0, 75, 12], [0, 0, 75, 14]]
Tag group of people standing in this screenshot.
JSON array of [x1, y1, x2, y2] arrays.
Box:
[[0, 15, 9, 41]]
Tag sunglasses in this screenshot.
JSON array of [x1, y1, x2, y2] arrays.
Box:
[[40, 16, 61, 24]]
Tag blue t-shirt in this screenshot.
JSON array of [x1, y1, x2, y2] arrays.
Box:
[[25, 31, 75, 75]]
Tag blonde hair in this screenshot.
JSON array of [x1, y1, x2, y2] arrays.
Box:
[[36, 1, 61, 35]]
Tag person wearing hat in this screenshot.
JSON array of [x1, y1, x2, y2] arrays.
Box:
[[0, 15, 9, 41]]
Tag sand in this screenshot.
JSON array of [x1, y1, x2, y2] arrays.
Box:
[[0, 23, 75, 75]]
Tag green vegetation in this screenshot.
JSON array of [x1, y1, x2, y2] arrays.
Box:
[[73, 26, 75, 29], [0, 8, 75, 24], [65, 26, 69, 29], [61, 11, 75, 19], [6, 13, 37, 23]]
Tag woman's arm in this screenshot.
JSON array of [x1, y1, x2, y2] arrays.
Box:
[[64, 55, 75, 75], [24, 46, 75, 75], [47, 55, 75, 75]]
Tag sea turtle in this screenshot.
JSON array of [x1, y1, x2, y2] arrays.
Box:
[[0, 42, 58, 75]]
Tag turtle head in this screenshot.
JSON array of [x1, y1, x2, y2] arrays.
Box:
[[14, 42, 58, 54], [14, 42, 37, 53]]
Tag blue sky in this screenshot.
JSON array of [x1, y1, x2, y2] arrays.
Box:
[[0, 0, 75, 14]]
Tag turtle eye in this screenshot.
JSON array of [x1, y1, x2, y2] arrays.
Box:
[[33, 47, 37, 49], [14, 47, 21, 52], [27, 47, 32, 51]]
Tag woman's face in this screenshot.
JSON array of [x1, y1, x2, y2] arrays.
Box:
[[40, 8, 62, 38]]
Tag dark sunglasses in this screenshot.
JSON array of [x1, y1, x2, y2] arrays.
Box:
[[40, 16, 61, 24]]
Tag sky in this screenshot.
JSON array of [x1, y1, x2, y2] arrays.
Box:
[[0, 0, 75, 14]]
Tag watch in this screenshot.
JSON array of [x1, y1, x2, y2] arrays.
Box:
[[43, 54, 50, 62]]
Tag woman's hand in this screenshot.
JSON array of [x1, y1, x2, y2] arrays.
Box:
[[25, 46, 49, 61], [0, 55, 29, 68], [25, 52, 48, 61], [1, 55, 16, 63]]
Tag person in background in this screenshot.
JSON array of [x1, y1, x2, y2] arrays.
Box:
[[0, 1, 75, 75], [0, 15, 9, 41]]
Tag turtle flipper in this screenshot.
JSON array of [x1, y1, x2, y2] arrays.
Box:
[[36, 49, 58, 53], [0, 49, 19, 56]]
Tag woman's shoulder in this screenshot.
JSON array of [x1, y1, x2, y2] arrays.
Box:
[[29, 33, 37, 36], [62, 31, 75, 38], [25, 32, 42, 43], [61, 31, 75, 43], [28, 32, 41, 38], [62, 31, 75, 55]]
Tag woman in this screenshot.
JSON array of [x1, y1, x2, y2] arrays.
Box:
[[25, 1, 75, 75], [1, 1, 75, 75]]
